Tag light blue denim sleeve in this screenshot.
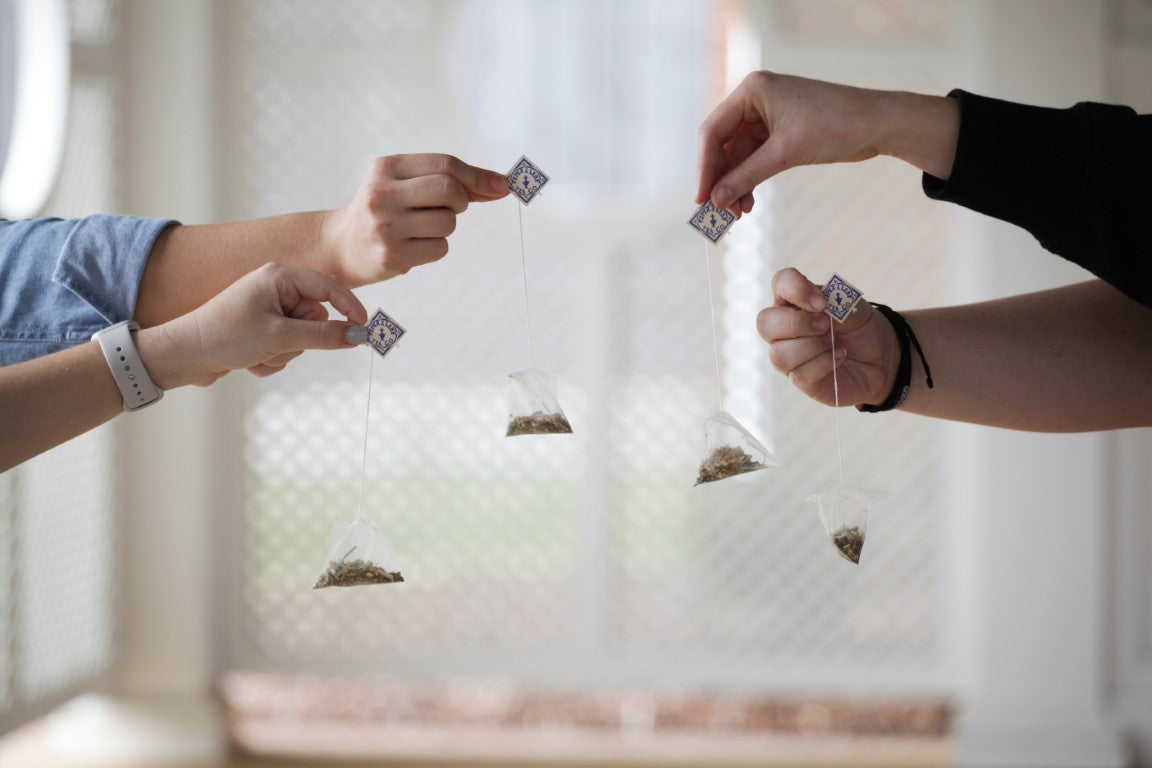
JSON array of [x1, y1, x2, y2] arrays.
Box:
[[0, 215, 179, 366]]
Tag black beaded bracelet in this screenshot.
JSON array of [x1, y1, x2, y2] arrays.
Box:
[[857, 302, 933, 413]]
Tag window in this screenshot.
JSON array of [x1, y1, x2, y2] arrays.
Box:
[[222, 0, 955, 700], [0, 0, 122, 737]]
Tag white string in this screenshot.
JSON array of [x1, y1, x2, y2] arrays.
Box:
[[703, 242, 724, 413], [830, 318, 845, 488], [356, 349, 374, 521], [517, 203, 536, 367]]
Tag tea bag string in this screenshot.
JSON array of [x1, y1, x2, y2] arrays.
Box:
[[517, 204, 536, 367], [829, 318, 846, 487], [703, 243, 724, 413], [356, 349, 375, 520]]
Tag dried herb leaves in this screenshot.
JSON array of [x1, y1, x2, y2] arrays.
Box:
[[507, 410, 573, 436], [313, 558, 405, 589], [830, 526, 865, 564], [694, 445, 767, 486]]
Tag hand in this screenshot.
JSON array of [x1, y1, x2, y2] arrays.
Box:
[[322, 153, 510, 285], [757, 268, 898, 408], [696, 71, 959, 214], [140, 263, 368, 388]]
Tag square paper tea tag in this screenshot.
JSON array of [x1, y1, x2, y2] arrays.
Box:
[[822, 274, 863, 323], [365, 308, 406, 358], [688, 199, 736, 244], [507, 155, 550, 206]]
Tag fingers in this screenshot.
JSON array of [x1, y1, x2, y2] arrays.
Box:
[[382, 238, 450, 274], [267, 264, 368, 326], [711, 142, 787, 211], [787, 345, 846, 394], [248, 350, 304, 377], [394, 174, 471, 214], [386, 207, 458, 239], [379, 154, 508, 203], [697, 71, 782, 209], [273, 316, 365, 353], [763, 330, 826, 369], [771, 267, 827, 311], [287, 299, 329, 323], [757, 305, 829, 344], [696, 76, 762, 203]]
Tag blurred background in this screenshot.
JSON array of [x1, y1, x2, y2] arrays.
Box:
[[1, 1, 1150, 766]]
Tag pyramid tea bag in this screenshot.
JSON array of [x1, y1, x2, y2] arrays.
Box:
[[805, 275, 888, 565], [314, 516, 404, 588], [694, 410, 777, 485], [806, 487, 887, 564], [503, 156, 574, 438], [316, 308, 407, 589], [506, 367, 573, 436], [687, 203, 776, 486]]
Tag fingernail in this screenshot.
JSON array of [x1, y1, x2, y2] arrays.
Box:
[[712, 186, 733, 208], [490, 175, 509, 194], [812, 314, 829, 332], [345, 325, 368, 345], [809, 293, 827, 312]]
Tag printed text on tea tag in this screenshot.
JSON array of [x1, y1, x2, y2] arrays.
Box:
[[365, 308, 406, 359], [822, 273, 863, 323]]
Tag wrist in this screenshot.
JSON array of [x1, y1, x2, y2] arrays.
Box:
[[90, 321, 165, 411], [316, 208, 350, 283], [134, 322, 200, 390], [858, 303, 934, 413], [878, 91, 959, 180]]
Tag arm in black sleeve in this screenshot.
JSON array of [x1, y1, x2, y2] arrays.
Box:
[[923, 89, 1152, 308]]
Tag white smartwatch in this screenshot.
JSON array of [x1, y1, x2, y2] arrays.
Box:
[[91, 320, 164, 411]]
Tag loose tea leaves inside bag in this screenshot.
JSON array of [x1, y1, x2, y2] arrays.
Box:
[[694, 410, 777, 485], [506, 367, 573, 436], [806, 486, 887, 564], [314, 516, 404, 589]]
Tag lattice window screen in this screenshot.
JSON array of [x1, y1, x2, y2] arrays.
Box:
[[0, 0, 122, 736], [13, 431, 116, 700], [228, 0, 954, 691]]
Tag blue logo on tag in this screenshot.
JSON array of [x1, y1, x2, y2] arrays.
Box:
[[366, 308, 406, 358], [688, 200, 736, 244], [822, 274, 863, 323], [507, 156, 550, 206]]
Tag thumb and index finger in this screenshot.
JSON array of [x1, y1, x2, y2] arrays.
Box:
[[265, 265, 369, 352], [771, 268, 878, 336], [389, 153, 510, 203], [696, 79, 789, 212]]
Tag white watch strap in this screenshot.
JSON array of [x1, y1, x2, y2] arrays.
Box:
[[91, 320, 164, 412]]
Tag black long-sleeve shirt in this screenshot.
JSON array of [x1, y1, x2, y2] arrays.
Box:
[[922, 89, 1152, 309]]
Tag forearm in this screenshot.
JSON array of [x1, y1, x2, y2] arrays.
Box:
[[0, 325, 200, 472], [2, 262, 366, 472], [134, 212, 332, 326], [133, 155, 511, 328], [0, 342, 125, 471], [898, 280, 1152, 431]]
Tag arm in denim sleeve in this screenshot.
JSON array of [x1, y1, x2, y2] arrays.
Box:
[[923, 90, 1152, 308], [0, 215, 177, 366]]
